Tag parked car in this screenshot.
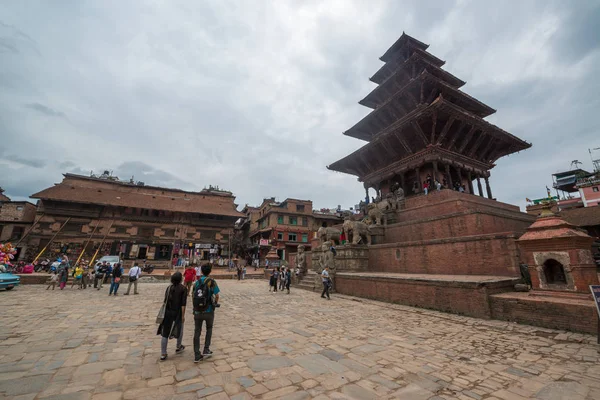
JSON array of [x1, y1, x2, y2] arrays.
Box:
[[0, 270, 20, 290], [96, 256, 122, 269]]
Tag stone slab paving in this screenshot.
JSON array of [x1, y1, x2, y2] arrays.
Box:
[[0, 281, 599, 399]]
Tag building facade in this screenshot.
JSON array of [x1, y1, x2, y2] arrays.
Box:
[[0, 189, 37, 260], [24, 173, 242, 267], [240, 198, 341, 262]]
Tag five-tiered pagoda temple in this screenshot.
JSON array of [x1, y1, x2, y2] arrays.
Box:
[[328, 33, 531, 199]]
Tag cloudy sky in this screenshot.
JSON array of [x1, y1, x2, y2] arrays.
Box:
[[1, 0, 599, 211]]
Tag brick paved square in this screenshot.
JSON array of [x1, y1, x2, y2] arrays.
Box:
[[0, 281, 599, 399]]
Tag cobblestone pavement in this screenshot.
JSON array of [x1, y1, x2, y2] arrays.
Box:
[[1, 281, 599, 400]]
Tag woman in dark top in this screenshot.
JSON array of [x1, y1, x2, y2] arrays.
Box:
[[157, 271, 187, 361], [109, 263, 123, 296]]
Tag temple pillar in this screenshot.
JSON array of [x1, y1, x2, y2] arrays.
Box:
[[467, 171, 474, 194], [476, 175, 484, 197], [415, 167, 421, 193], [364, 185, 369, 204], [485, 176, 493, 199], [400, 172, 406, 194], [456, 167, 463, 191], [432, 161, 439, 183], [445, 163, 453, 189]]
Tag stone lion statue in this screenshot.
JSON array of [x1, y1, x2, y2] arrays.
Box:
[[317, 226, 341, 244], [342, 219, 371, 245]]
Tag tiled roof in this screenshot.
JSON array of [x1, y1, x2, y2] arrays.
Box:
[[559, 207, 600, 229], [31, 182, 243, 218]]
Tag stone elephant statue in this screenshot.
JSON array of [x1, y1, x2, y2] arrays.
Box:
[[366, 203, 385, 225], [317, 226, 341, 244], [342, 219, 371, 245]]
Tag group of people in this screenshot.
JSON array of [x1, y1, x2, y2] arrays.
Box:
[[45, 258, 142, 296], [157, 264, 220, 363], [422, 174, 467, 195], [268, 266, 292, 293]]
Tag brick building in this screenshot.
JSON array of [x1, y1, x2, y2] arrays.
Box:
[[0, 188, 37, 260], [24, 173, 243, 267], [240, 198, 341, 262]]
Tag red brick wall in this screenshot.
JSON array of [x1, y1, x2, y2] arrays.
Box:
[[335, 274, 517, 318], [490, 293, 599, 334], [385, 212, 532, 243], [369, 234, 521, 276], [404, 190, 522, 214]]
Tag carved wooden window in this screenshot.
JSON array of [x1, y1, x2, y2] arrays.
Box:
[[288, 233, 297, 242], [277, 232, 283, 240], [302, 234, 308, 243], [289, 216, 297, 225], [302, 217, 308, 227], [114, 226, 128, 234], [138, 227, 154, 238], [296, 204, 305, 212], [277, 215, 284, 224]]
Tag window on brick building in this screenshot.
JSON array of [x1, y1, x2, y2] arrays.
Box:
[[10, 226, 24, 241], [277, 232, 283, 240], [163, 229, 175, 237], [63, 222, 85, 234], [277, 215, 284, 224], [302, 233, 308, 242], [543, 258, 567, 285], [296, 204, 305, 212], [288, 233, 297, 242], [289, 216, 297, 225], [138, 226, 154, 238], [302, 217, 308, 226]]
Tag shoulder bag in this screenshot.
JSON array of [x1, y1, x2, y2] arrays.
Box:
[[156, 285, 172, 324]]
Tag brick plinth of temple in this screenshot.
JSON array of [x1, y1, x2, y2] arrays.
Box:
[[370, 190, 534, 276], [335, 273, 519, 318]]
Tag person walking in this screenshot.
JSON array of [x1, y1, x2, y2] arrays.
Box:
[[96, 262, 108, 290], [58, 262, 69, 290], [273, 267, 279, 293], [71, 264, 84, 289], [104, 263, 113, 285], [279, 267, 285, 291], [236, 264, 242, 281], [124, 262, 141, 295], [183, 264, 196, 295], [242, 265, 246, 280], [109, 263, 123, 296], [46, 271, 58, 290], [269, 268, 276, 292], [157, 272, 187, 361], [284, 267, 291, 294], [194, 263, 202, 282], [192, 264, 220, 363], [321, 266, 331, 300]]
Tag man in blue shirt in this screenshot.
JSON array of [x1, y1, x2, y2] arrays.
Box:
[[193, 264, 220, 362]]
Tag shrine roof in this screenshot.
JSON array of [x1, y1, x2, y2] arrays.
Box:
[[329, 96, 531, 178], [380, 32, 429, 62], [31, 176, 243, 217], [371, 48, 448, 85], [349, 71, 496, 141]]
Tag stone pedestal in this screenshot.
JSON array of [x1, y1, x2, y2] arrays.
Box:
[[368, 225, 385, 245], [336, 245, 369, 272]]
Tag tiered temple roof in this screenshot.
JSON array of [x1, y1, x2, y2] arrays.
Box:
[[328, 33, 531, 190]]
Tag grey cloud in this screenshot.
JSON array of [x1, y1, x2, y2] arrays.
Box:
[[0, 1, 598, 211], [2, 154, 46, 168], [24, 103, 66, 118]]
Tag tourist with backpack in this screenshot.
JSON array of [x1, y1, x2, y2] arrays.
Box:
[[192, 264, 220, 363]]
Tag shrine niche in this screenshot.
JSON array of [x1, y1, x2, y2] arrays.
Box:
[[518, 209, 599, 293]]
